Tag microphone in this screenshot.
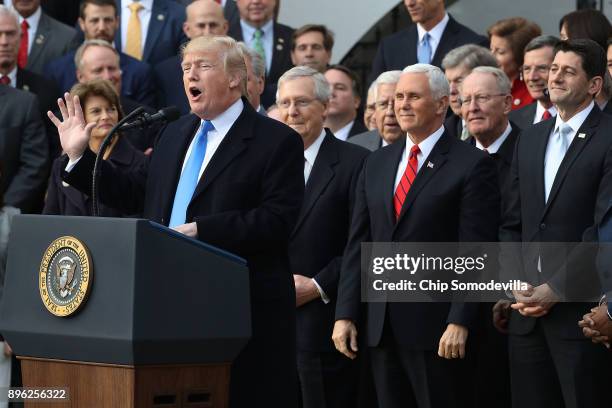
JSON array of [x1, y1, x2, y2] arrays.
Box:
[[119, 106, 181, 130]]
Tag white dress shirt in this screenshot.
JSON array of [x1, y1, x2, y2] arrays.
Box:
[[534, 102, 557, 124], [416, 13, 449, 61], [240, 19, 274, 74], [543, 101, 594, 201], [394, 125, 445, 191], [333, 121, 353, 142], [180, 98, 244, 180], [12, 5, 42, 56], [475, 123, 512, 154], [120, 0, 153, 55], [303, 129, 326, 184]]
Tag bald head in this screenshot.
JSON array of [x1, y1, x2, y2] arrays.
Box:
[[183, 0, 228, 39]]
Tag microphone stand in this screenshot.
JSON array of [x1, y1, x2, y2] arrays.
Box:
[[91, 107, 144, 217]]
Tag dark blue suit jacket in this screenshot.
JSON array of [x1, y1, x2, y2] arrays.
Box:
[[44, 50, 156, 107], [114, 0, 187, 66], [153, 55, 189, 115]]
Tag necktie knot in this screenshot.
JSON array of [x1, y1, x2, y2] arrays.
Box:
[[409, 144, 420, 158], [417, 33, 432, 64], [558, 124, 572, 140], [0, 76, 9, 86], [542, 110, 552, 121], [254, 29, 263, 40], [201, 120, 214, 135], [129, 2, 144, 12], [21, 20, 28, 29]]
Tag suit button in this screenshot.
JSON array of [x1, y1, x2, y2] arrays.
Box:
[[540, 223, 546, 230]]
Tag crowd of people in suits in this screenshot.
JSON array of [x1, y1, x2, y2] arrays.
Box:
[[1, 1, 612, 408]]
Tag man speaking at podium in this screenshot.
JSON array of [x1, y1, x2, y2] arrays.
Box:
[[48, 35, 304, 408]]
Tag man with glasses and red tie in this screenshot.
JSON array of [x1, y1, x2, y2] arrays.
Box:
[[332, 63, 500, 408]]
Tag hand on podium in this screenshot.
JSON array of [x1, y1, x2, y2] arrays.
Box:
[[172, 222, 198, 238]]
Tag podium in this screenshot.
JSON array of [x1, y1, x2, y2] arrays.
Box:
[[0, 215, 251, 407]]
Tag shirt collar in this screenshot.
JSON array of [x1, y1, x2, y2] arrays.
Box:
[[7, 66, 17, 86], [405, 125, 445, 161], [122, 0, 153, 11], [240, 18, 274, 39], [334, 120, 354, 141], [416, 13, 449, 43], [475, 122, 512, 154], [17, 6, 41, 31], [553, 101, 594, 135], [304, 129, 326, 165], [535, 101, 557, 120], [205, 98, 244, 136]]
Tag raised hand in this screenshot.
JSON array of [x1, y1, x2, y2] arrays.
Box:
[[47, 93, 96, 161]]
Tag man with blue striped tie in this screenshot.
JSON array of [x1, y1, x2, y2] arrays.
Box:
[[50, 35, 304, 408]]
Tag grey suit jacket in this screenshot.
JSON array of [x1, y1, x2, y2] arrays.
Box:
[[26, 12, 76, 75], [348, 129, 381, 152], [0, 86, 49, 213]]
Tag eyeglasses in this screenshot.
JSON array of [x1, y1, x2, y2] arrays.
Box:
[[521, 64, 551, 75], [277, 98, 318, 109], [459, 94, 507, 107], [375, 100, 394, 111]]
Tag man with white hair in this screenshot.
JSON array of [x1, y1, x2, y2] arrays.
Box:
[[51, 34, 304, 408], [237, 42, 266, 114], [278, 65, 368, 408], [333, 64, 500, 408], [350, 70, 403, 152]]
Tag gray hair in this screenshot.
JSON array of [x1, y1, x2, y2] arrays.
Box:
[[524, 35, 560, 54], [236, 42, 266, 79], [402, 64, 449, 100], [0, 5, 19, 30], [373, 70, 402, 100], [276, 65, 331, 103], [74, 39, 119, 70], [469, 66, 512, 94], [441, 44, 498, 71]]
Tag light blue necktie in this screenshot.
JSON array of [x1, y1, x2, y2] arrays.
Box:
[[544, 123, 572, 203], [169, 120, 214, 227], [417, 33, 431, 64]]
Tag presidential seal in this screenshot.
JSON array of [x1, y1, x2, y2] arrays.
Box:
[[39, 236, 93, 317]]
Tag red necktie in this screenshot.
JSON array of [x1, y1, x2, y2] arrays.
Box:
[[541, 110, 552, 121], [0, 76, 9, 86], [394, 144, 420, 221], [18, 20, 29, 69]]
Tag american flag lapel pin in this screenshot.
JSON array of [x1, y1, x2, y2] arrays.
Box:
[[578, 133, 586, 139], [427, 161, 434, 169]]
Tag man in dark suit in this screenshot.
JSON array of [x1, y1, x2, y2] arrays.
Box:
[[369, 0, 487, 84], [237, 42, 266, 114], [115, 0, 187, 66], [277, 65, 368, 408], [10, 0, 76, 75], [175, 0, 238, 27], [333, 64, 500, 408], [499, 39, 612, 408], [229, 0, 293, 108], [50, 35, 303, 408], [0, 85, 49, 213], [45, 0, 156, 107], [441, 44, 498, 140], [290, 24, 333, 74], [0, 5, 61, 158], [509, 36, 560, 131], [154, 0, 228, 115], [460, 66, 518, 408], [324, 65, 366, 141]]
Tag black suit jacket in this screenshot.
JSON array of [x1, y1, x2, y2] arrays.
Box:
[[336, 131, 500, 349], [153, 55, 189, 115], [444, 113, 463, 139], [509, 102, 537, 132], [500, 106, 612, 337], [228, 20, 294, 108], [16, 68, 61, 158], [289, 131, 369, 352], [0, 86, 49, 213], [369, 15, 487, 83], [64, 99, 303, 405]]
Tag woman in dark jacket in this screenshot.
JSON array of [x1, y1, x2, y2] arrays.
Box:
[[43, 79, 145, 217]]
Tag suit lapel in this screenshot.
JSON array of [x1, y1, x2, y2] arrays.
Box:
[[143, 1, 167, 61], [268, 24, 287, 81], [431, 17, 459, 66], [396, 133, 450, 224], [380, 138, 405, 226], [531, 119, 555, 211], [292, 132, 338, 236], [542, 107, 601, 218], [406, 26, 418, 66], [189, 101, 253, 202], [28, 14, 49, 69], [0, 86, 8, 118]]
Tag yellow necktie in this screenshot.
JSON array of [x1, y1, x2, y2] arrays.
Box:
[[126, 2, 144, 60]]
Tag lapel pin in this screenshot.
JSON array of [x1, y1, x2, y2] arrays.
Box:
[[276, 44, 283, 51], [578, 133, 586, 139], [35, 35, 44, 45], [278, 38, 285, 43], [427, 161, 434, 169], [62, 181, 70, 188], [513, 98, 520, 106], [22, 85, 29, 92], [157, 14, 165, 21]]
